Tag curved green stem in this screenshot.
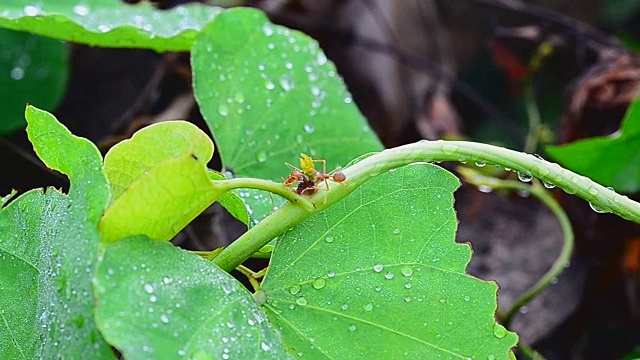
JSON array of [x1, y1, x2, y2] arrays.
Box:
[[459, 168, 574, 328], [212, 140, 640, 272], [212, 177, 315, 212]]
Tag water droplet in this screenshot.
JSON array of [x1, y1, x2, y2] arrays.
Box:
[[373, 264, 384, 273], [493, 323, 508, 338], [404, 296, 412, 302], [262, 24, 274, 36], [393, 228, 401, 235], [160, 314, 169, 324], [23, 5, 40, 16], [464, 296, 470, 301], [73, 5, 90, 16], [325, 236, 334, 243], [289, 285, 301, 295], [543, 181, 555, 189], [256, 151, 267, 163], [234, 92, 245, 104], [312, 278, 326, 289], [517, 172, 532, 182], [348, 324, 357, 331], [478, 185, 492, 193], [384, 271, 394, 280], [149, 295, 157, 303], [327, 271, 336, 278], [401, 266, 413, 277], [363, 303, 373, 311], [10, 67, 24, 80], [296, 297, 308, 306], [341, 303, 349, 310], [261, 342, 271, 351], [303, 124, 315, 133], [162, 277, 173, 284], [589, 202, 608, 213], [475, 162, 486, 167], [404, 282, 412, 289], [144, 284, 154, 294], [316, 53, 327, 66], [265, 79, 275, 90], [98, 24, 111, 33], [279, 74, 294, 91], [217, 104, 229, 116]]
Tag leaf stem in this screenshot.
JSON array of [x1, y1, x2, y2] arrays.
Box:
[[212, 140, 640, 272], [212, 177, 316, 212], [459, 168, 574, 328]]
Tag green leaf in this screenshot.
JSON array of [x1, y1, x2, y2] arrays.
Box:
[[0, 0, 221, 52], [94, 236, 292, 359], [546, 97, 640, 193], [0, 29, 68, 134], [260, 164, 518, 359], [210, 170, 250, 225], [100, 121, 223, 243], [0, 106, 113, 358], [192, 8, 383, 223]]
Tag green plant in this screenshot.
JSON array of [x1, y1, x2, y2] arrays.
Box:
[[3, 3, 640, 359]]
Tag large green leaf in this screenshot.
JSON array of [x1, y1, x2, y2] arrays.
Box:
[[0, 0, 220, 52], [94, 236, 292, 359], [547, 97, 640, 193], [0, 29, 68, 134], [100, 121, 224, 243], [260, 164, 518, 359], [192, 8, 383, 224], [0, 106, 114, 358]]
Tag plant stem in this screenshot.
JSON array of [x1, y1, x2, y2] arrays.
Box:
[[517, 342, 547, 360], [212, 140, 640, 272], [459, 168, 574, 328], [212, 177, 315, 212], [523, 82, 542, 154]]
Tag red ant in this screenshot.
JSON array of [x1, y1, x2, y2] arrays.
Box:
[[282, 153, 346, 196]]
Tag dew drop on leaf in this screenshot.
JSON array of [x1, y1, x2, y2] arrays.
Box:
[[256, 151, 267, 163], [493, 323, 508, 339], [373, 264, 384, 273], [384, 271, 394, 280], [401, 266, 413, 277], [296, 297, 308, 306], [289, 285, 301, 295], [303, 124, 315, 134], [363, 303, 373, 312], [143, 284, 154, 294], [217, 104, 229, 117], [324, 235, 334, 243], [312, 278, 326, 289], [279, 74, 294, 91], [348, 324, 357, 331]]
